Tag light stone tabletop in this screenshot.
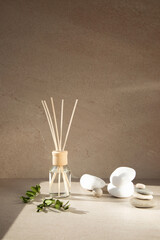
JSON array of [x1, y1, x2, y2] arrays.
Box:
[[0, 179, 160, 240]]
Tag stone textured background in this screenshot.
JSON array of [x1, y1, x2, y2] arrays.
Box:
[[0, 0, 160, 179]]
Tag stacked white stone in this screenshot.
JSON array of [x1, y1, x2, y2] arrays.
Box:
[[107, 167, 136, 198], [130, 183, 156, 208]]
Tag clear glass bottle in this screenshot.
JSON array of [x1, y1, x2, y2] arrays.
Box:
[[49, 151, 71, 198]]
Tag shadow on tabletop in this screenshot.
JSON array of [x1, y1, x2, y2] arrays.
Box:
[[69, 192, 130, 203], [0, 179, 43, 239]]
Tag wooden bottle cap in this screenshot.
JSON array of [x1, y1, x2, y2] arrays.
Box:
[[52, 151, 68, 166]]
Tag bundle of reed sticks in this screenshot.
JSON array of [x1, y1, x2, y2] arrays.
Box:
[[41, 98, 78, 196]]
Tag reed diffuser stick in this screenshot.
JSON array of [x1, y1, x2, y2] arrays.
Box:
[[58, 167, 61, 197], [51, 97, 60, 149], [44, 100, 58, 150], [63, 171, 71, 189], [62, 99, 78, 150], [41, 100, 58, 150], [59, 99, 64, 151], [49, 166, 69, 194], [49, 170, 57, 192], [61, 167, 69, 195]]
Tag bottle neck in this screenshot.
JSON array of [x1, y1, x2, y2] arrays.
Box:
[[52, 151, 68, 166]]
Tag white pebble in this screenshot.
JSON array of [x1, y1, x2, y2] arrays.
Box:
[[135, 183, 146, 189], [80, 174, 106, 190], [134, 192, 153, 200], [92, 188, 103, 197]]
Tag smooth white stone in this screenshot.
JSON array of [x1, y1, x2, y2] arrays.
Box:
[[110, 167, 136, 187], [92, 188, 103, 197], [108, 182, 134, 198], [80, 174, 106, 190], [136, 188, 153, 195], [135, 183, 146, 189], [130, 198, 156, 208], [133, 192, 153, 200]]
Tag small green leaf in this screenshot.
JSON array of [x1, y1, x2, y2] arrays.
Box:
[[63, 204, 70, 210], [50, 198, 55, 204], [37, 203, 44, 212], [26, 192, 34, 197], [54, 204, 61, 210], [20, 184, 41, 203], [63, 201, 70, 210], [63, 201, 69, 207], [26, 191, 35, 196], [20, 196, 30, 203], [49, 198, 55, 202], [30, 186, 37, 193], [56, 200, 63, 207], [35, 185, 40, 193], [44, 199, 53, 206], [37, 203, 44, 209]]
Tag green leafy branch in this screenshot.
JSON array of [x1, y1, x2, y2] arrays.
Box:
[[20, 184, 70, 212], [37, 198, 70, 212], [20, 184, 41, 203]]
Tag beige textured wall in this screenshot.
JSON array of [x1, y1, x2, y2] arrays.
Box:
[[0, 0, 160, 179]]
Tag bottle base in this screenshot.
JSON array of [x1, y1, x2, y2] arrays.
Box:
[[49, 192, 70, 198]]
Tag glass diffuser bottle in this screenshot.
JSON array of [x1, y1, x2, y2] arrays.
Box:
[[49, 151, 71, 198], [41, 98, 78, 199]]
